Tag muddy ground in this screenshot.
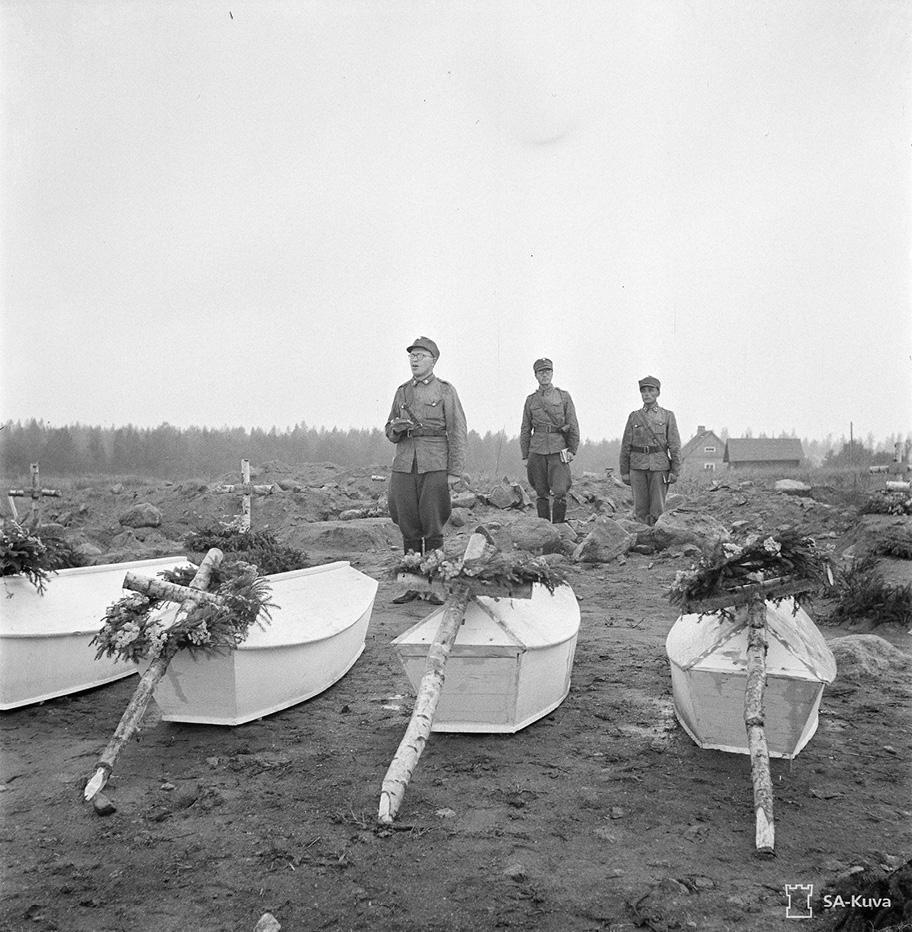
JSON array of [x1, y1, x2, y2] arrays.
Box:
[[1, 468, 910, 932]]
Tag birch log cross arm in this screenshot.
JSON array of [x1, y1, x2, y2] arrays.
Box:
[[83, 548, 224, 814], [378, 533, 533, 826], [214, 459, 276, 532], [7, 463, 60, 521]]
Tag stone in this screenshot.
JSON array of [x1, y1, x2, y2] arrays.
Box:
[[111, 529, 140, 549], [276, 479, 303, 492], [339, 508, 370, 520], [828, 636, 911, 682], [118, 503, 162, 528], [254, 914, 281, 932], [572, 516, 635, 564], [110, 483, 124, 494], [648, 511, 729, 553], [447, 507, 470, 528], [485, 480, 519, 509], [509, 517, 563, 554], [664, 493, 686, 510], [775, 479, 812, 495], [451, 492, 478, 510], [502, 863, 527, 883], [71, 538, 103, 559]]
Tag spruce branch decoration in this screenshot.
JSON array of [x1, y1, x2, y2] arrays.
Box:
[[668, 530, 831, 613]]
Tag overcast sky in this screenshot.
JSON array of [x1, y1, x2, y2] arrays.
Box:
[[2, 1, 910, 447]]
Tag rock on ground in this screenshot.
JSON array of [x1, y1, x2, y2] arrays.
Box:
[[118, 503, 162, 528], [572, 515, 634, 563]]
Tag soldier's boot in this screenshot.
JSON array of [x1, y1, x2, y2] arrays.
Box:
[[393, 538, 424, 603], [551, 499, 567, 524], [536, 498, 551, 521]]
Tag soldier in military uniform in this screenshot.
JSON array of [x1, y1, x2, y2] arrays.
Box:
[[385, 336, 467, 604], [619, 375, 682, 526], [519, 358, 580, 524]]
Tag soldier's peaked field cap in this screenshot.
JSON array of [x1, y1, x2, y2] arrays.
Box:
[[407, 336, 439, 358], [533, 358, 553, 373], [638, 375, 661, 390]]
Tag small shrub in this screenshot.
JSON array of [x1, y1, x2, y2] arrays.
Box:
[[0, 520, 85, 594], [861, 490, 912, 516], [183, 527, 308, 576], [827, 555, 912, 627]]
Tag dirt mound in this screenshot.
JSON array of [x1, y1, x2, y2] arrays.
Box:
[[829, 634, 912, 681]]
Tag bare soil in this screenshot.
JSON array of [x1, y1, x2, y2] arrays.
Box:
[[1, 469, 910, 932]]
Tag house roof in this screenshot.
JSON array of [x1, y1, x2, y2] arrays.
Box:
[[682, 429, 725, 459], [724, 437, 804, 463]]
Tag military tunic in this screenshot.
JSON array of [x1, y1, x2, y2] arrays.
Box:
[[619, 403, 682, 526], [385, 374, 467, 553], [519, 385, 580, 522]]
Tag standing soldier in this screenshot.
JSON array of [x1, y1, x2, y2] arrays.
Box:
[[519, 358, 580, 524], [619, 375, 682, 526], [386, 336, 467, 604]]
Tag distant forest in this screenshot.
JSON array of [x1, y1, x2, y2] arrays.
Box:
[[0, 419, 903, 480]]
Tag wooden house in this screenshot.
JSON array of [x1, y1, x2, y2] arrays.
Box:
[[724, 438, 804, 471], [682, 425, 726, 473]]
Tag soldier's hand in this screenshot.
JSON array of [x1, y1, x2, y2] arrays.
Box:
[[621, 473, 631, 486], [667, 474, 678, 485], [447, 474, 463, 490]]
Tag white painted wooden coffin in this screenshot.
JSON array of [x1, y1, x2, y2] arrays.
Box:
[[151, 561, 378, 725], [0, 556, 191, 711], [391, 583, 580, 733], [665, 598, 837, 759]]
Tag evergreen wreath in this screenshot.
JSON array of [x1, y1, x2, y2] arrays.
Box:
[[668, 530, 830, 613], [1, 519, 85, 595], [393, 547, 567, 594], [93, 560, 274, 664]]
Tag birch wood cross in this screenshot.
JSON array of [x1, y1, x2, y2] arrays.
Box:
[[7, 463, 60, 521], [685, 574, 818, 858], [213, 459, 275, 531], [378, 533, 533, 825], [83, 548, 224, 814]]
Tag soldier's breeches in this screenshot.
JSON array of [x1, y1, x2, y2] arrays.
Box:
[[630, 469, 667, 526], [526, 452, 571, 508], [389, 468, 452, 551]]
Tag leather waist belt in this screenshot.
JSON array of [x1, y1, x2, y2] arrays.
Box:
[[533, 425, 564, 433], [631, 444, 663, 454], [408, 427, 447, 438]]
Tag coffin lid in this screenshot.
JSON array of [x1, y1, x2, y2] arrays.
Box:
[[151, 560, 378, 649], [666, 597, 837, 683], [392, 582, 579, 651], [0, 556, 192, 637]]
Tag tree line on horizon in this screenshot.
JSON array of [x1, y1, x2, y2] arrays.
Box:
[[0, 419, 905, 481]]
